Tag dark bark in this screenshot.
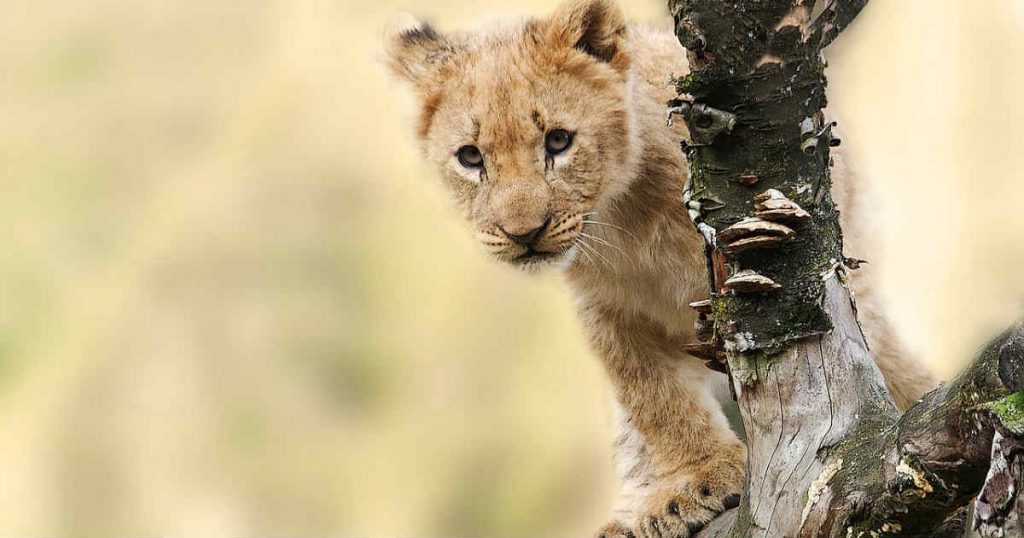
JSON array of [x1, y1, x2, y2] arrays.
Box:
[[666, 0, 1024, 536]]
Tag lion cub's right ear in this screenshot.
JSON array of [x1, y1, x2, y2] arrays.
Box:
[[383, 14, 456, 89], [543, 0, 629, 73]]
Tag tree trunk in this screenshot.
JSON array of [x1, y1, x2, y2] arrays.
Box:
[[665, 1, 1024, 536]]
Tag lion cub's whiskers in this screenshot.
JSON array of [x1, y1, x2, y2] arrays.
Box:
[[582, 219, 638, 241], [573, 242, 596, 266], [579, 232, 627, 258], [574, 237, 613, 269], [573, 239, 601, 267]]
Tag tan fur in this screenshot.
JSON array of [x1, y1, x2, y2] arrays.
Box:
[[384, 2, 936, 535]]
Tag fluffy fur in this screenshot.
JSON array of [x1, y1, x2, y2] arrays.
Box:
[[384, 1, 936, 535]]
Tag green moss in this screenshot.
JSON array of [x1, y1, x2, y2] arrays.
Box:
[[674, 73, 702, 95], [981, 392, 1024, 434]]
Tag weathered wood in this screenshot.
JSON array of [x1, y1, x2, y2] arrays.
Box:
[[692, 283, 1024, 537], [975, 431, 1024, 536], [727, 275, 894, 536]]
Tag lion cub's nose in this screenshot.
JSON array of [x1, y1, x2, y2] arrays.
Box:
[[501, 216, 551, 246]]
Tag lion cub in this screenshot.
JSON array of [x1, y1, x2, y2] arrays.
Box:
[[384, 1, 935, 536]]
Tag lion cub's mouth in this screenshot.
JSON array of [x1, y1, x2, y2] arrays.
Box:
[[511, 245, 573, 268], [515, 248, 558, 262]]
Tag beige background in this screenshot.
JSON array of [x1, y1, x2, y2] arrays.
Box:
[[0, 0, 1021, 535]]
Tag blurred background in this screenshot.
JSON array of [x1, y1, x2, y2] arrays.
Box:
[[0, 0, 1022, 535]]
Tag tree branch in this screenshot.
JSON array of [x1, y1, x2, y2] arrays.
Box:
[[667, 0, 1024, 536]]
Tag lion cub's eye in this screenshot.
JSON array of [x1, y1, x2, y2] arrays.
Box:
[[456, 145, 484, 169], [545, 129, 574, 155]]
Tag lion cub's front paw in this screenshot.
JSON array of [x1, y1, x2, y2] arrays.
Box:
[[595, 519, 636, 538], [635, 449, 745, 538]]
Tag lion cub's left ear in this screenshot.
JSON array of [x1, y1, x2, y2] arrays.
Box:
[[383, 13, 457, 89], [543, 0, 629, 72]]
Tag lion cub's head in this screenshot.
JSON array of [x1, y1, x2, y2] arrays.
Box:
[[385, 0, 637, 270]]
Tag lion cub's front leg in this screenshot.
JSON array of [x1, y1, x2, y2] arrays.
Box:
[[631, 445, 745, 538], [585, 305, 745, 538]]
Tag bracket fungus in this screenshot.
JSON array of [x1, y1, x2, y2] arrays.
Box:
[[723, 269, 781, 294], [719, 217, 796, 254], [737, 174, 760, 187], [688, 299, 713, 314], [753, 189, 812, 225], [682, 343, 728, 373]]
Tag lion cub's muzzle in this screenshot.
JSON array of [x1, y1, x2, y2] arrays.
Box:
[[476, 212, 584, 268], [501, 216, 551, 247]]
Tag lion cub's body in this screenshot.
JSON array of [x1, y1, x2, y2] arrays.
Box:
[[385, 2, 936, 536]]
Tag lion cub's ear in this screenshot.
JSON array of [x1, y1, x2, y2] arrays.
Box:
[[383, 13, 456, 88], [543, 0, 629, 72]]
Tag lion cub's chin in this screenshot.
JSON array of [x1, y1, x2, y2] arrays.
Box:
[[504, 244, 580, 273]]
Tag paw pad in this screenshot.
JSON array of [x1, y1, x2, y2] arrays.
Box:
[[723, 494, 741, 509]]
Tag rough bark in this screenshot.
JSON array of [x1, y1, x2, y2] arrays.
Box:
[[665, 0, 1024, 536]]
